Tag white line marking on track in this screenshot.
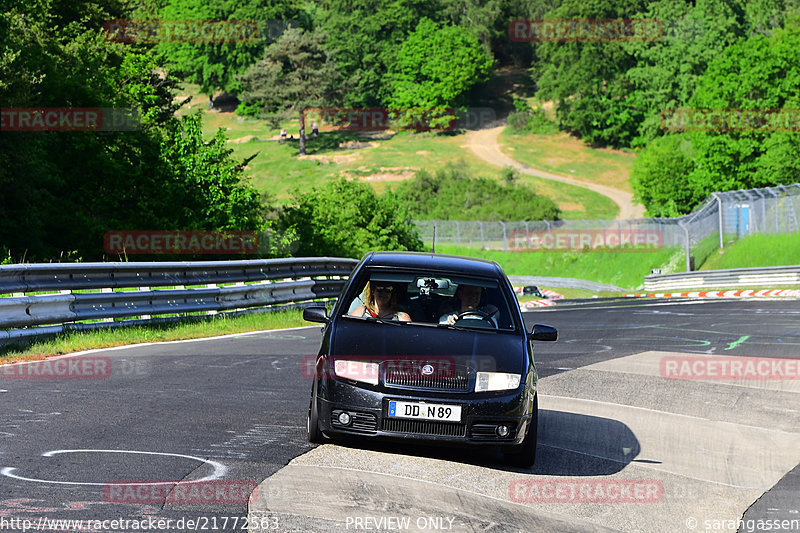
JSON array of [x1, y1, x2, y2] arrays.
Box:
[[1, 449, 227, 486], [546, 299, 748, 312], [0, 325, 320, 369]]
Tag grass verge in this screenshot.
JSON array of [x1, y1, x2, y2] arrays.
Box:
[[699, 232, 800, 270], [438, 244, 680, 290], [0, 310, 307, 363]]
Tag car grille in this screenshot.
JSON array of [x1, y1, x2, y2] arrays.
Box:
[[382, 418, 466, 437], [383, 362, 470, 391]]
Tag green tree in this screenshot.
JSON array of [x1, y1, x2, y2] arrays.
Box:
[[623, 0, 747, 147], [130, 0, 169, 19], [757, 132, 800, 185], [744, 0, 800, 35], [276, 179, 424, 258], [238, 27, 342, 154], [534, 0, 649, 148], [440, 0, 504, 55], [158, 114, 266, 230], [0, 1, 268, 260], [687, 26, 800, 197], [385, 17, 493, 119], [157, 0, 301, 95], [440, 0, 559, 65], [0, 1, 177, 259], [631, 135, 697, 216], [314, 0, 438, 107]]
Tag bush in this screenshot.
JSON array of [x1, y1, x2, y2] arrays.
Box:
[[507, 100, 558, 134], [275, 179, 424, 258], [394, 161, 561, 221], [631, 134, 697, 217], [235, 100, 264, 119]]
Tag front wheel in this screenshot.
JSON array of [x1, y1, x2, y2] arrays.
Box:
[[307, 381, 323, 444], [503, 395, 538, 467]]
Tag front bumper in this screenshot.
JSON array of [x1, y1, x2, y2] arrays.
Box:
[[317, 378, 535, 448]]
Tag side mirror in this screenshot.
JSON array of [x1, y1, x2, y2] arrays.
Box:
[[528, 323, 557, 342], [303, 306, 329, 324]]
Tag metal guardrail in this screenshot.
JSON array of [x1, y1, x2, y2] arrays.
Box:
[[643, 265, 800, 291], [0, 258, 358, 345]]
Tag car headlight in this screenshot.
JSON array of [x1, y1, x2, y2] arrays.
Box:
[[475, 372, 521, 392], [334, 360, 379, 385]]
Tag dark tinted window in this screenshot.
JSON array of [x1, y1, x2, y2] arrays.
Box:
[[343, 271, 517, 331]]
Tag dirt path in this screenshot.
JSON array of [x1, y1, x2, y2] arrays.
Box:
[[464, 126, 645, 220]]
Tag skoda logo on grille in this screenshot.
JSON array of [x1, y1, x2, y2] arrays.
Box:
[[421, 364, 435, 376]]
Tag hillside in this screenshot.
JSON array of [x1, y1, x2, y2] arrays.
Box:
[[176, 83, 638, 221]]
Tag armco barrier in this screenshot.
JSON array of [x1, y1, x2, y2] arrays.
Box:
[[0, 258, 358, 345], [643, 265, 800, 291], [0, 259, 354, 293]]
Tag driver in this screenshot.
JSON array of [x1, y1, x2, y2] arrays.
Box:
[[439, 284, 498, 327]]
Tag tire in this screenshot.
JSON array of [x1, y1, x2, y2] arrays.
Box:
[[307, 381, 323, 444], [503, 395, 538, 467]]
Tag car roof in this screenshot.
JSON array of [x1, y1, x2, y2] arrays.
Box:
[[360, 251, 504, 278]]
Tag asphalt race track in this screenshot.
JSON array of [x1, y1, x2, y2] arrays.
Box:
[[1, 298, 799, 533]]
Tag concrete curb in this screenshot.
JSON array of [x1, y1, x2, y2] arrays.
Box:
[[623, 289, 800, 298], [514, 287, 563, 308], [521, 299, 557, 308]]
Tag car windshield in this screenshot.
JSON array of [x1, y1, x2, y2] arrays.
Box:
[[342, 271, 517, 331]]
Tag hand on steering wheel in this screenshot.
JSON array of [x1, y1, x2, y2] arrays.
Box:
[[454, 309, 496, 327]]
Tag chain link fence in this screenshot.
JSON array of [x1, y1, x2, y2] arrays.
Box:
[[414, 183, 800, 272]]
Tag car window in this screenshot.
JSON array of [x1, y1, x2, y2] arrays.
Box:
[[341, 271, 518, 331]]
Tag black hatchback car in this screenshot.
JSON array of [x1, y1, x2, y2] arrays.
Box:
[[302, 251, 557, 466]]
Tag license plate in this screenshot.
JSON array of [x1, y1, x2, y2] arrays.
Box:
[[387, 401, 462, 422]]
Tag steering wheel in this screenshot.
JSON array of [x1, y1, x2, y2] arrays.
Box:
[[454, 309, 497, 327]]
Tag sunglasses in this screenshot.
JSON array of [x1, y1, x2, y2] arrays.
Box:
[[373, 285, 394, 293]]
